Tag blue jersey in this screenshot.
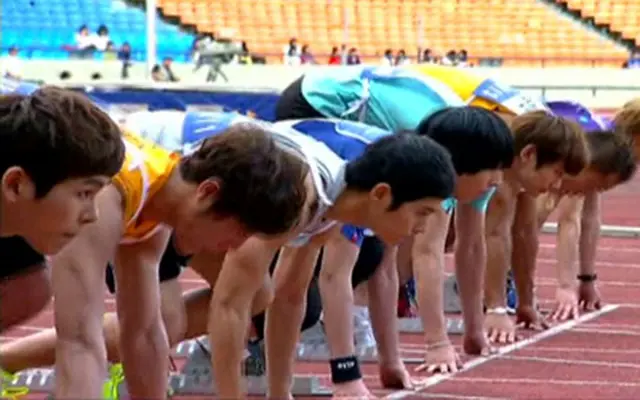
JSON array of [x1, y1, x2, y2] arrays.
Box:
[[546, 100, 611, 132], [300, 66, 465, 133], [275, 118, 495, 214]]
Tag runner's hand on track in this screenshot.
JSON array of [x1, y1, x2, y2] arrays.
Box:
[[516, 305, 550, 330], [415, 341, 462, 374], [463, 329, 497, 355], [379, 361, 413, 389], [485, 314, 519, 344], [550, 287, 580, 321], [578, 281, 602, 311]]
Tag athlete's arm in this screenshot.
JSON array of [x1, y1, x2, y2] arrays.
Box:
[[579, 192, 601, 276], [201, 236, 279, 398], [112, 227, 172, 398], [412, 209, 451, 344], [454, 203, 488, 333], [366, 244, 402, 365], [511, 193, 540, 309], [52, 186, 123, 398], [484, 185, 517, 309], [266, 231, 329, 398], [317, 228, 361, 359], [554, 196, 585, 289]]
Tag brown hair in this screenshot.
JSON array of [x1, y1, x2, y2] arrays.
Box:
[[586, 131, 637, 184], [180, 122, 309, 236], [613, 100, 640, 159], [614, 99, 640, 140], [0, 86, 125, 197], [511, 111, 589, 176]]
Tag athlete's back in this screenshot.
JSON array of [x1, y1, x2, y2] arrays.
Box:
[[301, 66, 465, 131]]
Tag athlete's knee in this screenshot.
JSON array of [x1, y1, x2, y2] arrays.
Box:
[[0, 266, 51, 330], [159, 279, 187, 346]]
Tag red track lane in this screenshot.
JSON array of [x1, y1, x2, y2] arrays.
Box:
[[3, 228, 640, 399]]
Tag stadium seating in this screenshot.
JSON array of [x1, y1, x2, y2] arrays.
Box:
[[156, 0, 628, 66], [562, 0, 640, 44], [0, 0, 194, 61]]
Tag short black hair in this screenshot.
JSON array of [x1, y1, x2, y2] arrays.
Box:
[[416, 106, 514, 175], [345, 133, 455, 210]]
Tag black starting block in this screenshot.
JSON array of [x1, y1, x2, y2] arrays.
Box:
[[397, 317, 465, 335]]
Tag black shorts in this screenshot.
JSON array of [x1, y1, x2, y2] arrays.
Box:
[[106, 237, 187, 293], [351, 236, 385, 287], [0, 236, 46, 280], [274, 76, 325, 121]]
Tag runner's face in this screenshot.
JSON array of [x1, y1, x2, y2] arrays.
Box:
[[366, 185, 444, 244], [455, 170, 502, 203], [560, 169, 620, 194], [172, 180, 253, 254], [1, 168, 108, 254], [515, 148, 565, 194]]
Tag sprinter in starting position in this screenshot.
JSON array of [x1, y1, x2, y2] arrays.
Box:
[[0, 109, 457, 399]]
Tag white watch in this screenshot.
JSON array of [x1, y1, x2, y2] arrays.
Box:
[[486, 306, 509, 316]]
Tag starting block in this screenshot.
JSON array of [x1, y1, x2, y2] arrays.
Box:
[[443, 275, 462, 314], [2, 368, 130, 398], [398, 317, 465, 335], [296, 322, 380, 363], [175, 337, 331, 396]]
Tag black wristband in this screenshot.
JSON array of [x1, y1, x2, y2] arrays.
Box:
[[577, 273, 597, 283], [329, 356, 362, 384]]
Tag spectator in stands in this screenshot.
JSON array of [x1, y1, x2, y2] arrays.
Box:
[[284, 37, 300, 65], [151, 64, 165, 81], [395, 49, 410, 65], [162, 57, 179, 82], [346, 47, 361, 65], [627, 50, 640, 68], [300, 45, 316, 64], [421, 48, 436, 63], [328, 47, 341, 65], [458, 49, 469, 67], [236, 41, 252, 65], [340, 44, 348, 64], [118, 42, 132, 79], [75, 24, 96, 58], [441, 50, 457, 66], [93, 25, 111, 52], [1, 46, 23, 80], [382, 49, 394, 66], [104, 42, 117, 61]]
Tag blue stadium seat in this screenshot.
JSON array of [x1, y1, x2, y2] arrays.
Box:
[[1, 0, 195, 60]]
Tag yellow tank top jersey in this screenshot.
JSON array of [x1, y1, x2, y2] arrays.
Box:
[[113, 130, 179, 244], [410, 65, 547, 115]]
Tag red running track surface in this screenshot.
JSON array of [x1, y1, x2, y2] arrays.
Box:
[[3, 233, 640, 399]]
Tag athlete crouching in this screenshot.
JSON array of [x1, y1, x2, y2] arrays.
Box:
[[483, 102, 636, 340], [0, 111, 457, 399], [50, 120, 310, 398], [0, 86, 124, 336]]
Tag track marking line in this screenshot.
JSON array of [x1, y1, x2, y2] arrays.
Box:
[[384, 304, 619, 399], [450, 377, 640, 387], [499, 355, 640, 369], [538, 242, 640, 253], [572, 327, 640, 336], [520, 346, 640, 354], [412, 394, 508, 400]]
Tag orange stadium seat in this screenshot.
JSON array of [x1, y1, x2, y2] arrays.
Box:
[[157, 0, 628, 66], [564, 0, 640, 44]]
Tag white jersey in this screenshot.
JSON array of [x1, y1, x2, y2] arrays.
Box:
[[121, 110, 347, 247]]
